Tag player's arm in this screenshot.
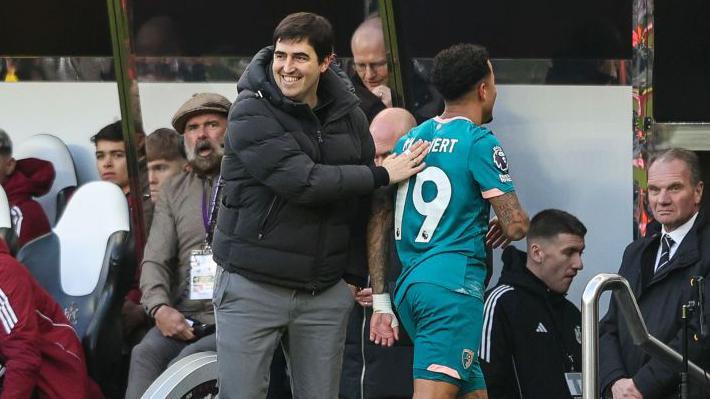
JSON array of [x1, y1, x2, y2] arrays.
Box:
[[469, 135, 528, 246], [367, 186, 399, 346], [488, 192, 529, 246], [367, 187, 392, 295]]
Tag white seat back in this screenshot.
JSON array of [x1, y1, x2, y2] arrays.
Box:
[[0, 186, 11, 229], [54, 181, 129, 296], [14, 134, 79, 225]]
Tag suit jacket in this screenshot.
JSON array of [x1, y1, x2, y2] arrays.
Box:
[[599, 214, 710, 399]]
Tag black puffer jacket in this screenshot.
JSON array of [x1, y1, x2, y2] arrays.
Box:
[[480, 247, 582, 399], [213, 46, 384, 292]]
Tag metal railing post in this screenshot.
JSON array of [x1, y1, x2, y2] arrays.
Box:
[[582, 273, 708, 398]]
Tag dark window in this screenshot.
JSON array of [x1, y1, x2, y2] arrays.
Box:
[[389, 0, 632, 120], [0, 0, 112, 56], [654, 0, 710, 122], [392, 0, 631, 59], [131, 0, 365, 57], [0, 1, 366, 57]]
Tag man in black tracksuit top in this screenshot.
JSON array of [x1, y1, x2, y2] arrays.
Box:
[[480, 210, 586, 399], [211, 13, 427, 399]]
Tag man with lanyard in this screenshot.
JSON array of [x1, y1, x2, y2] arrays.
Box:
[[125, 93, 230, 399], [480, 209, 586, 399], [368, 43, 529, 399]]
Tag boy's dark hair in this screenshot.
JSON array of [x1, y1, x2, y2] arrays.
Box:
[[146, 128, 185, 162], [273, 12, 334, 63], [91, 120, 124, 144], [528, 209, 587, 241], [0, 129, 13, 157], [431, 43, 491, 101]]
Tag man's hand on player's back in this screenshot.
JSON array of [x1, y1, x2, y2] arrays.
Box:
[[381, 140, 429, 184]]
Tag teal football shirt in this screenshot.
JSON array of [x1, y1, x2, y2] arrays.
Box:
[[393, 116, 515, 305]]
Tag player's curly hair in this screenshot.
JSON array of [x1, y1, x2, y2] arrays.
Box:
[[431, 43, 490, 101]]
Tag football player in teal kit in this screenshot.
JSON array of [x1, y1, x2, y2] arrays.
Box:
[[367, 44, 529, 399]]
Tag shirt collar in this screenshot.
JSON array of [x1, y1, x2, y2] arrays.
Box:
[[433, 115, 473, 124], [661, 211, 698, 246]]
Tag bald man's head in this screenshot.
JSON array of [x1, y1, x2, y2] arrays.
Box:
[[351, 17, 389, 91], [370, 108, 417, 166]]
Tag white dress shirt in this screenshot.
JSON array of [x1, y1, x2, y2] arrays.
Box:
[[654, 212, 698, 273]]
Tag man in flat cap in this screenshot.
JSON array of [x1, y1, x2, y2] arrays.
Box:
[[125, 93, 230, 399]]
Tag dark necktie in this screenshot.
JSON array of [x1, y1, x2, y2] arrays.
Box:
[[656, 234, 675, 273]]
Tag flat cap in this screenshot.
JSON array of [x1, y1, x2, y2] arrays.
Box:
[[171, 93, 231, 134]]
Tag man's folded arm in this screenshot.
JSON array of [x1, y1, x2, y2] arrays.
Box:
[[230, 108, 383, 206]]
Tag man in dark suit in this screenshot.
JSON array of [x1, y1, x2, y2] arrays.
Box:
[[599, 148, 710, 399]]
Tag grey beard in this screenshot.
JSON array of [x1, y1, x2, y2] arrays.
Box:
[[185, 141, 224, 175], [186, 140, 223, 175], [189, 152, 222, 175]]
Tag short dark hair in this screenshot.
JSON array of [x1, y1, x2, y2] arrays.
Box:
[[146, 128, 185, 162], [91, 120, 124, 144], [528, 209, 587, 242], [0, 129, 12, 157], [649, 148, 702, 186], [431, 43, 491, 101], [273, 12, 334, 63]]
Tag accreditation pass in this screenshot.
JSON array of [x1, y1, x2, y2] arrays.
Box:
[[189, 247, 217, 300]]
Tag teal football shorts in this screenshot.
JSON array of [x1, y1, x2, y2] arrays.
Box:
[[396, 282, 486, 394]]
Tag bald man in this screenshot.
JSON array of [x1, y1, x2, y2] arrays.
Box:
[[341, 107, 417, 399], [370, 107, 418, 166], [350, 16, 391, 121]]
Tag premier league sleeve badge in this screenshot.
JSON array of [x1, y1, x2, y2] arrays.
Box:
[[492, 146, 512, 183], [492, 146, 509, 173]]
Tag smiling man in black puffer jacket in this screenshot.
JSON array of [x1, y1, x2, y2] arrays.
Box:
[[211, 12, 427, 399]]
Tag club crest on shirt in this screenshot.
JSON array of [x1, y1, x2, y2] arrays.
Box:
[[492, 146, 509, 172], [575, 325, 582, 344], [462, 348, 475, 369], [65, 302, 79, 326]]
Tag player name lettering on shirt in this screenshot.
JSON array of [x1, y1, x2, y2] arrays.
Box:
[[403, 137, 458, 154]]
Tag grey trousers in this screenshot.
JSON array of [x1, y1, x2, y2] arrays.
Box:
[[214, 271, 354, 399], [125, 327, 216, 399]]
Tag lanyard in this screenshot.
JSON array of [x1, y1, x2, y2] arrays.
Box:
[[201, 176, 223, 246], [544, 299, 577, 372]]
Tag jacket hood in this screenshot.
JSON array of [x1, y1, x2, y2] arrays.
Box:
[[4, 158, 55, 202], [237, 46, 359, 122], [499, 246, 567, 302]]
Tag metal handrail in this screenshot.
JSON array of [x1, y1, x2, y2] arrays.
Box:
[[582, 273, 707, 398]]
